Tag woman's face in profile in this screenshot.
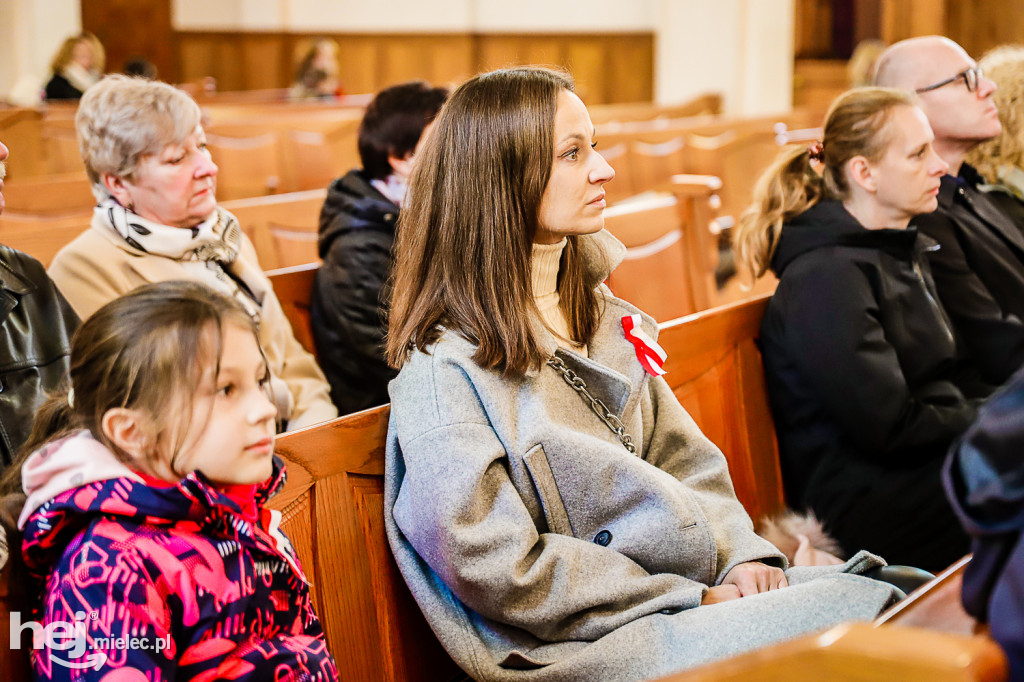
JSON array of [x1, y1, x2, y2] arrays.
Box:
[[861, 105, 947, 222], [116, 126, 219, 228], [535, 90, 615, 245]]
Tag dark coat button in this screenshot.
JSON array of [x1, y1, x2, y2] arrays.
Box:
[[594, 530, 612, 546]]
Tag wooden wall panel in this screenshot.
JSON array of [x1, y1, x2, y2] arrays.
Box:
[[946, 0, 1024, 60], [335, 37, 382, 95], [240, 34, 285, 91], [175, 32, 653, 105]]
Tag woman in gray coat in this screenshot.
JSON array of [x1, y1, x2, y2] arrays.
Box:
[[383, 67, 897, 682]]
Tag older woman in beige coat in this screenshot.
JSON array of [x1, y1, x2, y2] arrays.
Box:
[[48, 75, 336, 430], [383, 67, 898, 682]]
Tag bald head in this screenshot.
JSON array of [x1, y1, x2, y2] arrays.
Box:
[[875, 36, 1000, 172], [875, 36, 971, 90]]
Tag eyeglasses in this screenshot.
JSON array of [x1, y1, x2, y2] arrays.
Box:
[[915, 66, 983, 94]]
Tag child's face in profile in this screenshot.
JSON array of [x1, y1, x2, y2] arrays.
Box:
[[175, 322, 277, 487]]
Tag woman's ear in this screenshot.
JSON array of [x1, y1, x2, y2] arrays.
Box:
[[101, 172, 133, 208], [101, 407, 153, 462], [846, 156, 878, 193]]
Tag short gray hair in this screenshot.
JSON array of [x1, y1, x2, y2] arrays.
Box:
[[76, 74, 202, 188]]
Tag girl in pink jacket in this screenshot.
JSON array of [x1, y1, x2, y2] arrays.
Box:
[[4, 280, 337, 682]]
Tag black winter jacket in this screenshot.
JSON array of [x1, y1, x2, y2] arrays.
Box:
[[310, 170, 399, 414], [912, 164, 1024, 385], [0, 245, 78, 470], [761, 201, 991, 570], [44, 73, 83, 101]]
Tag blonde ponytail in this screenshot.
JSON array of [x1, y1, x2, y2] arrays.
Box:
[[734, 146, 824, 280], [734, 86, 918, 282]]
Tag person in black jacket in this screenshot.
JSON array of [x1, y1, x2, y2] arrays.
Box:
[[311, 81, 447, 414], [733, 87, 995, 572], [0, 139, 79, 471], [876, 36, 1024, 386]]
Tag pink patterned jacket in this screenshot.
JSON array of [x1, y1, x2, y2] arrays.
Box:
[[17, 431, 338, 682]]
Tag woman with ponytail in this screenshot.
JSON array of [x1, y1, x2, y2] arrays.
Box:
[[734, 87, 995, 572]]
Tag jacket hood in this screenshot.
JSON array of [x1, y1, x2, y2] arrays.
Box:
[[770, 200, 921, 276], [19, 430, 288, 580], [318, 169, 399, 257], [944, 379, 1024, 536]]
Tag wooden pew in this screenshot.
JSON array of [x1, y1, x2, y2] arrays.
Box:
[[658, 294, 785, 521], [267, 406, 464, 682], [0, 108, 47, 179], [206, 132, 283, 201], [220, 189, 325, 270], [0, 213, 92, 267], [589, 93, 723, 126], [656, 622, 1005, 682], [604, 175, 719, 322], [266, 262, 319, 357], [0, 172, 94, 216]]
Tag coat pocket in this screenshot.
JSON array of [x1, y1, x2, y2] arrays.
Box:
[[523, 444, 574, 537]]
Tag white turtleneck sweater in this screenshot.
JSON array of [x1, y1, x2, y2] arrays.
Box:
[[532, 238, 586, 353]]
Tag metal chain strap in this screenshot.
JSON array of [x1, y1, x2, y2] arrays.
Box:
[[546, 356, 636, 454]]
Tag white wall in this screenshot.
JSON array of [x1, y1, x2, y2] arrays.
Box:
[[0, 0, 82, 104], [655, 0, 793, 114], [474, 1, 657, 32], [172, 0, 658, 33], [0, 1, 793, 114]]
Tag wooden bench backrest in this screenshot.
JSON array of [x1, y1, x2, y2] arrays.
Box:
[[0, 213, 92, 267], [220, 189, 325, 270], [604, 176, 719, 322], [268, 407, 461, 682], [266, 262, 319, 357], [658, 294, 785, 521], [0, 108, 47, 179], [1, 172, 94, 216], [206, 132, 283, 201]]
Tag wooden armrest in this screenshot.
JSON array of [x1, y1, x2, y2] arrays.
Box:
[[654, 622, 1006, 682], [876, 555, 979, 634]]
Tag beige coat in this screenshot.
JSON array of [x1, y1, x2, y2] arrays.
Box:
[[48, 217, 336, 430]]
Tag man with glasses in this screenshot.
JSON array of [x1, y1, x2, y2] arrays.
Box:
[[877, 36, 1024, 384]]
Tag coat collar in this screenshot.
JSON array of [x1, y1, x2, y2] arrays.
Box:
[[938, 164, 1024, 254], [529, 230, 654, 422]]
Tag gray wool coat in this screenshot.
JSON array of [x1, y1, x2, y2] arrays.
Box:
[[384, 232, 898, 682]]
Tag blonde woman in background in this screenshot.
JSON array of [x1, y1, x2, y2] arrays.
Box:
[[45, 32, 105, 101]]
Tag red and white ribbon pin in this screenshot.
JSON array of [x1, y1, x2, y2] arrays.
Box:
[[622, 314, 668, 376]]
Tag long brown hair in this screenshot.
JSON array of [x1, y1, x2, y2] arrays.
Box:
[[386, 67, 601, 377], [733, 87, 916, 280], [0, 280, 260, 497]]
